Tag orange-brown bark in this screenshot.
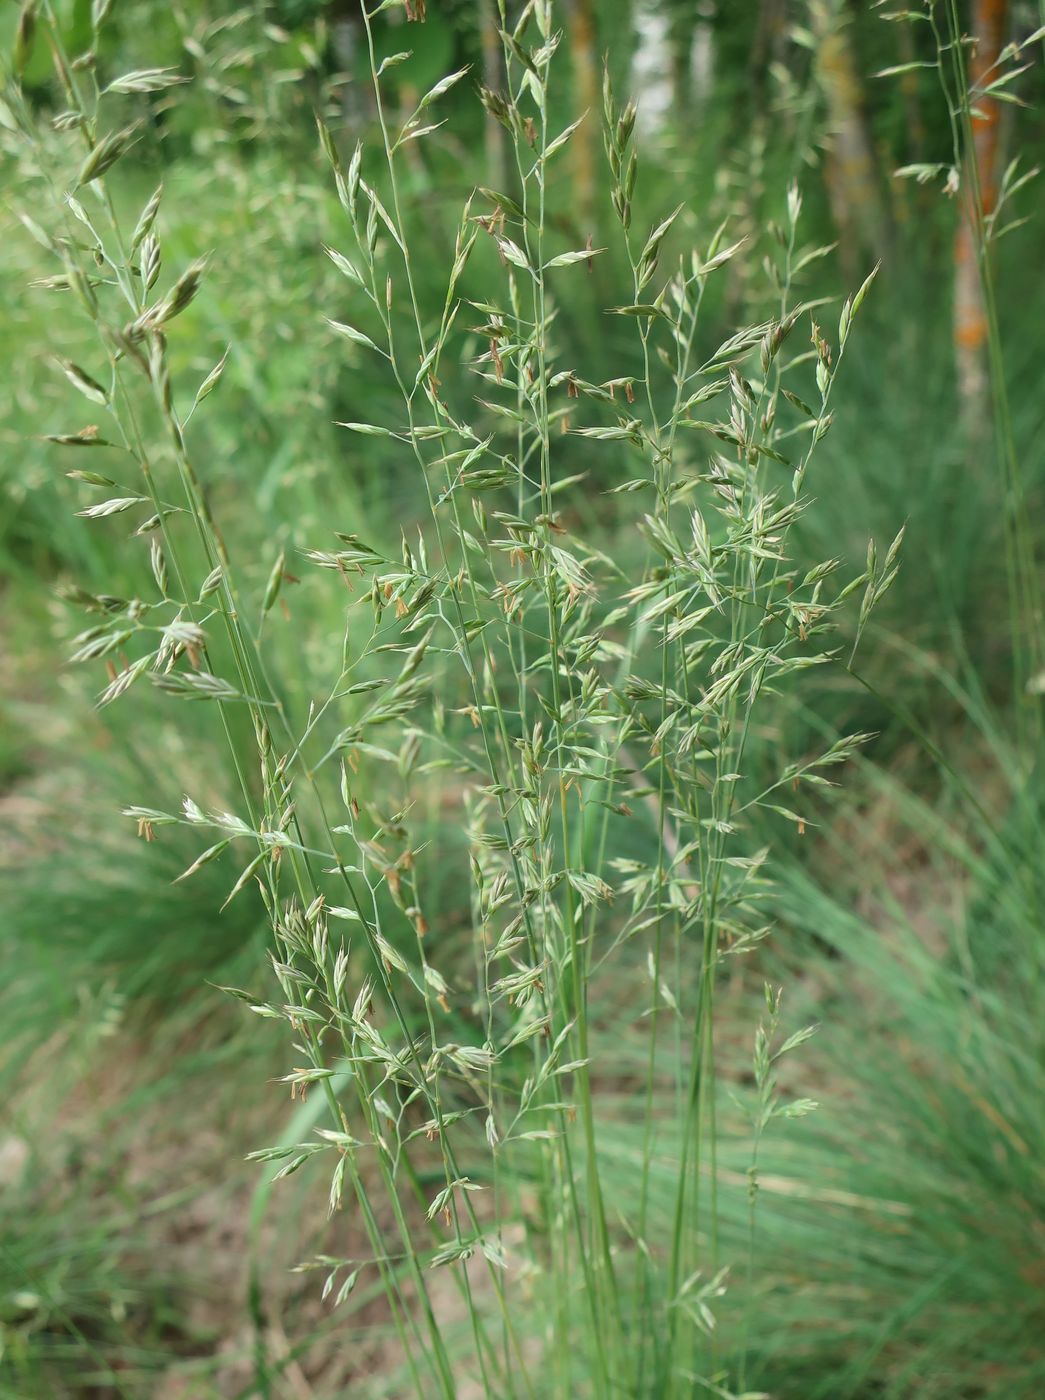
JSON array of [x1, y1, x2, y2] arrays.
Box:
[[565, 0, 598, 228], [955, 0, 1008, 414]]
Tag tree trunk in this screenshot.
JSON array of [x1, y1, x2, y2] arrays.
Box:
[[564, 0, 599, 229], [750, 0, 787, 99], [954, 0, 1008, 448], [810, 0, 891, 277], [479, 0, 507, 190]]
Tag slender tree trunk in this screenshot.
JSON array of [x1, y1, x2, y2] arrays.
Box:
[[479, 0, 507, 190], [750, 0, 787, 98], [954, 0, 1008, 448], [564, 0, 598, 229], [810, 0, 891, 276], [666, 0, 696, 117], [897, 15, 927, 164], [887, 13, 930, 234]]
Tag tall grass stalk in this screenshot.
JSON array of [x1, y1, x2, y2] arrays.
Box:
[[900, 2, 1045, 716], [10, 0, 896, 1392]]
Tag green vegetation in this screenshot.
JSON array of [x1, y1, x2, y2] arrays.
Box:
[[1, 2, 1043, 1396]]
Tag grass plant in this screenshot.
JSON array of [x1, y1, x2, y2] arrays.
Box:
[[1, 2, 1043, 1397]]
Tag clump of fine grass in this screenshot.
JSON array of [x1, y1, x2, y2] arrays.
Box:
[[7, 2, 912, 1395], [763, 747, 1045, 1398]]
